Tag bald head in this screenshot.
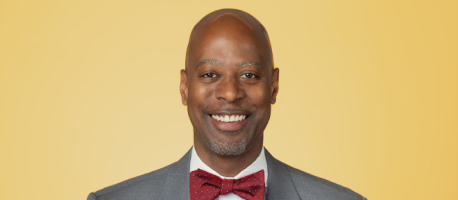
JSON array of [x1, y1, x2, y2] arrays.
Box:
[[185, 9, 273, 71]]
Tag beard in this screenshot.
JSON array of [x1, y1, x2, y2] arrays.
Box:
[[209, 129, 249, 156]]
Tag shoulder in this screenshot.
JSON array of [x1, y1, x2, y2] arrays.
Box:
[[284, 165, 366, 200], [265, 149, 366, 200], [87, 162, 175, 200], [87, 148, 192, 200]]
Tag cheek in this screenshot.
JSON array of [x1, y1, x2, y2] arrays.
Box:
[[188, 83, 214, 109], [197, 84, 212, 97], [250, 84, 271, 106]]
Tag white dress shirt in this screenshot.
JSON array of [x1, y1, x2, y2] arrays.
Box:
[[190, 146, 268, 200]]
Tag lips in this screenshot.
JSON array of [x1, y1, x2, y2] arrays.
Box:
[[209, 114, 249, 132]]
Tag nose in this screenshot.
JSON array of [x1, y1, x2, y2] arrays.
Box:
[[215, 76, 245, 103]]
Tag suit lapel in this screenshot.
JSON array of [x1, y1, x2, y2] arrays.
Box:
[[265, 149, 301, 200], [158, 148, 192, 200]]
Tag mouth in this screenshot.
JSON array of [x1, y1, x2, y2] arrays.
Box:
[[208, 114, 250, 132]]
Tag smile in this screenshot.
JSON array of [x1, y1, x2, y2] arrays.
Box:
[[211, 114, 246, 122], [209, 114, 250, 132]]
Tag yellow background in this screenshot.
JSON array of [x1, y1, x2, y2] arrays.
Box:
[[1, 0, 457, 199]]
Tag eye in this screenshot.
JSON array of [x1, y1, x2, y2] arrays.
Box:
[[241, 73, 257, 79], [202, 73, 217, 78]]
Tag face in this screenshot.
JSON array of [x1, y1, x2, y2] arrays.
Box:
[[180, 15, 279, 156]]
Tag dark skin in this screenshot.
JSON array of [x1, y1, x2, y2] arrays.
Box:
[[180, 9, 279, 177]]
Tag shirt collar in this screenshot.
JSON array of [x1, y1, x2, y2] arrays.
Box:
[[190, 146, 268, 187]]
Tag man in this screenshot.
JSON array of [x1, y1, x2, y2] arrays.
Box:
[[88, 9, 366, 200]]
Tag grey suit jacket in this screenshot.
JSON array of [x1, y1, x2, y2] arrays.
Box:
[[88, 148, 366, 200]]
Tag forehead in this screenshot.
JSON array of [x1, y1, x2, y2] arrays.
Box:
[[187, 14, 272, 70]]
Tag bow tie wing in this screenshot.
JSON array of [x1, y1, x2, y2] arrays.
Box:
[[190, 169, 222, 200], [232, 170, 265, 200]]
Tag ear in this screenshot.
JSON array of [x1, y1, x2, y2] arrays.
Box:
[[271, 68, 279, 104], [180, 69, 189, 106]]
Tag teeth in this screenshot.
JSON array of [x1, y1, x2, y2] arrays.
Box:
[[211, 114, 247, 122]]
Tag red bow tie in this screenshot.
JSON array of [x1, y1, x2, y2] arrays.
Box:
[[190, 169, 265, 200]]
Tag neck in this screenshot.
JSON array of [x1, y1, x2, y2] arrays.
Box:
[[194, 136, 264, 177]]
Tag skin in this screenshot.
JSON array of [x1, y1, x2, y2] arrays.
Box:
[[180, 9, 279, 177]]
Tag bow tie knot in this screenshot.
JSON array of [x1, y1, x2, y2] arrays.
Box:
[[220, 179, 234, 195], [190, 169, 265, 200]]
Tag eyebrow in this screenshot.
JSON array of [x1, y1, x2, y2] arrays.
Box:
[[196, 60, 262, 68], [196, 59, 221, 68], [238, 61, 262, 68]]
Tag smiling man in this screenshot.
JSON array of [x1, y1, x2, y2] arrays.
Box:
[[88, 9, 366, 200]]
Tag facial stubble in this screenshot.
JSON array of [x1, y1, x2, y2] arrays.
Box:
[[210, 129, 248, 156]]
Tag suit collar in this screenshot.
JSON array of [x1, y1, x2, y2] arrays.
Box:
[[265, 149, 301, 200], [158, 148, 192, 200]]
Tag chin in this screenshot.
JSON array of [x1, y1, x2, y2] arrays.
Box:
[[209, 137, 248, 156], [207, 127, 256, 156]]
